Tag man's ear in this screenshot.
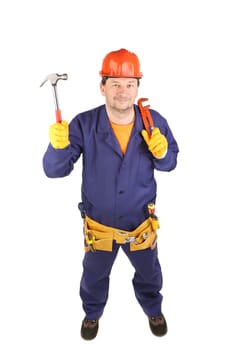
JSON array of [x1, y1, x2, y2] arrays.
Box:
[[100, 83, 105, 96]]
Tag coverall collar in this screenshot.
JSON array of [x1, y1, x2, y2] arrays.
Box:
[[97, 104, 144, 158], [97, 104, 143, 134]]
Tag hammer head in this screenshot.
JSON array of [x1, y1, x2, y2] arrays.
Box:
[[40, 73, 68, 87]]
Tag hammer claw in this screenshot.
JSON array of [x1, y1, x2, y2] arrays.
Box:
[[40, 73, 68, 122]]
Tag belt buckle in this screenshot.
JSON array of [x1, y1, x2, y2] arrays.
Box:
[[117, 231, 136, 244], [125, 236, 136, 243]]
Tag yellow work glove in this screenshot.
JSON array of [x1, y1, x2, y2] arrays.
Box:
[[141, 128, 168, 159], [49, 120, 70, 149]]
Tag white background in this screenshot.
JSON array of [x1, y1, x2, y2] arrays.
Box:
[[1, 0, 230, 349]]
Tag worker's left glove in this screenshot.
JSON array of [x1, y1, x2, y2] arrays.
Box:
[[141, 128, 168, 159]]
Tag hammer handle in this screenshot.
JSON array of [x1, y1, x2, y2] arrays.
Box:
[[55, 109, 62, 123]]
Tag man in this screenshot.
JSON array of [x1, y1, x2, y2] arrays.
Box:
[[43, 48, 179, 340]]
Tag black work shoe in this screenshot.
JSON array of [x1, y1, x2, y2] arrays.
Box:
[[148, 313, 168, 336], [81, 318, 99, 340]]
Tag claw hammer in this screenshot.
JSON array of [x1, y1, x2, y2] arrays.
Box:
[[40, 73, 68, 122]]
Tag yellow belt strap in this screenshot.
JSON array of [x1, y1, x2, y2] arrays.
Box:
[[84, 216, 159, 252]]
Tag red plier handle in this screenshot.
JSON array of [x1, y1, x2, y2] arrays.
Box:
[[138, 98, 154, 137]]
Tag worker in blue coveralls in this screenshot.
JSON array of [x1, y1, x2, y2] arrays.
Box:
[[43, 48, 179, 340]]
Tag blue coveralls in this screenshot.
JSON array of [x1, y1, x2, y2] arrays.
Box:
[[43, 104, 179, 320]]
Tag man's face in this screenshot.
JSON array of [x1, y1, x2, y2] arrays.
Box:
[[100, 77, 138, 113]]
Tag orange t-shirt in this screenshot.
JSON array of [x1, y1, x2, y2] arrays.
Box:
[[110, 121, 134, 154]]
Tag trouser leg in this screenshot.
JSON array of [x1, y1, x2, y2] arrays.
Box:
[[80, 243, 120, 320], [122, 244, 163, 317]]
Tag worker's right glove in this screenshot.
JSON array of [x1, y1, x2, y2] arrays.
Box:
[[49, 120, 70, 149]]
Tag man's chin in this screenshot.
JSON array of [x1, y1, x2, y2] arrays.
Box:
[[114, 103, 132, 112]]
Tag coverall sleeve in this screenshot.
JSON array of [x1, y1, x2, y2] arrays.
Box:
[[153, 119, 179, 172]]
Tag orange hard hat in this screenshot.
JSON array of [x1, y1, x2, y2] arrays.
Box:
[[99, 48, 143, 78]]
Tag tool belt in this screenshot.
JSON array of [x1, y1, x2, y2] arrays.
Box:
[[84, 215, 159, 252]]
